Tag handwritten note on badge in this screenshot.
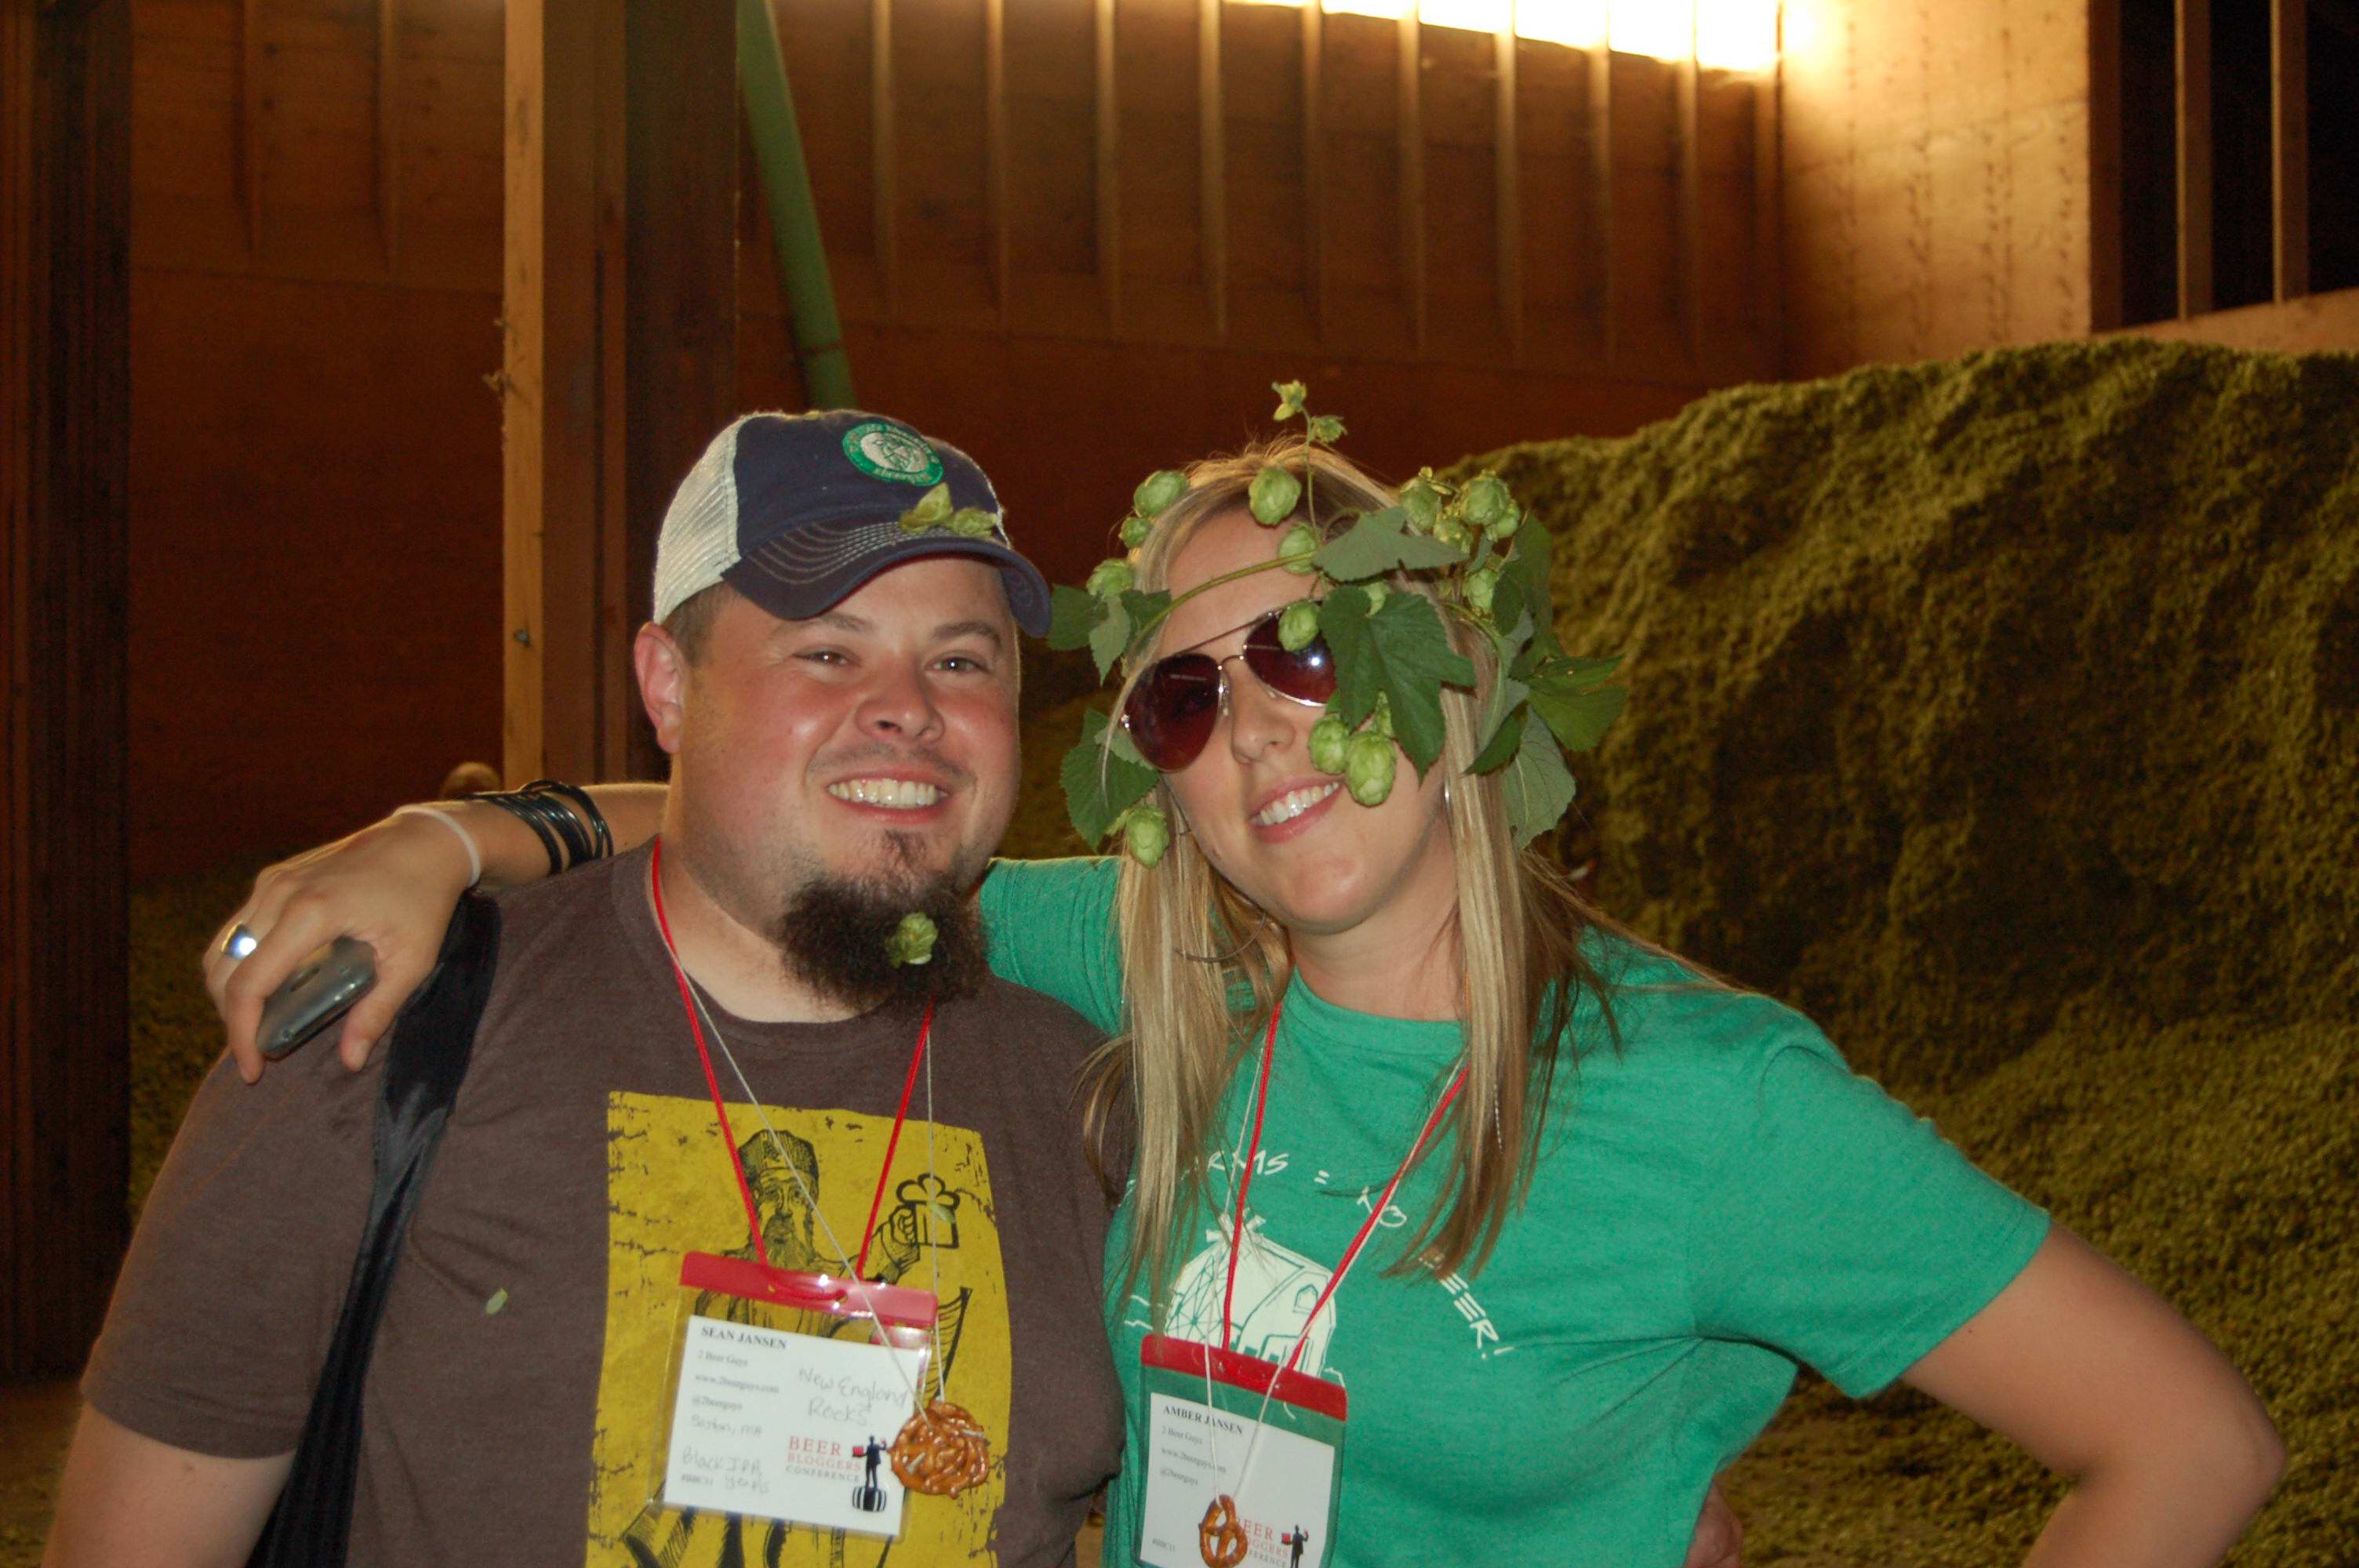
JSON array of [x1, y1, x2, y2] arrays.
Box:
[[662, 1314, 928, 1537]]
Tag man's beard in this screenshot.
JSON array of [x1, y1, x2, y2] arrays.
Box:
[[770, 840, 990, 1012]]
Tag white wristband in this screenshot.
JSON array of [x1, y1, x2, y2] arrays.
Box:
[[394, 804, 484, 889]]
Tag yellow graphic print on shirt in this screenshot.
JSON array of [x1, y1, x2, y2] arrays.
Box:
[[584, 1091, 1009, 1566]]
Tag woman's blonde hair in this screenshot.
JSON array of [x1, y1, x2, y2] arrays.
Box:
[[1081, 435, 1620, 1312]]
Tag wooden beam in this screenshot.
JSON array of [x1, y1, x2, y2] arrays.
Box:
[[1587, 40, 1614, 360], [2272, 0, 2310, 302], [1096, 0, 1121, 329], [1398, 7, 1424, 352], [987, 0, 1012, 325], [1752, 69, 1782, 347], [872, 0, 897, 313], [1199, 0, 1226, 337], [2088, 0, 2126, 330], [378, 0, 400, 271], [500, 0, 634, 786], [1674, 31, 1703, 362], [2, 0, 130, 1378], [2176, 0, 2214, 318], [1301, 0, 1325, 341], [242, 0, 264, 256], [1494, 24, 1521, 354]]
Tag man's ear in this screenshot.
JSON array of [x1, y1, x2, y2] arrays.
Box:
[[635, 622, 690, 755]]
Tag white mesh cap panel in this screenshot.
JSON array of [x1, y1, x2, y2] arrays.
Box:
[[652, 421, 747, 623]]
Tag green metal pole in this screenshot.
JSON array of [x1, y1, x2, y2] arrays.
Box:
[[736, 0, 856, 409]]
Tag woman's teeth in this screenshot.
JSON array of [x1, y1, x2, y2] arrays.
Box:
[[827, 779, 943, 810], [1252, 782, 1339, 828]]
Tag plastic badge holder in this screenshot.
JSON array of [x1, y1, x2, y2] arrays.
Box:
[[649, 1252, 936, 1540], [1136, 1334, 1347, 1568]]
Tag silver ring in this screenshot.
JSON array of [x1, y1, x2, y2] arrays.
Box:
[[222, 924, 260, 960]]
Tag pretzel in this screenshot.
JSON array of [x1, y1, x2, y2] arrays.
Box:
[[889, 1398, 990, 1497], [1198, 1494, 1247, 1568]]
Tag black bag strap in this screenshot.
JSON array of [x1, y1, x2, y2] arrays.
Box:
[[246, 893, 502, 1568]]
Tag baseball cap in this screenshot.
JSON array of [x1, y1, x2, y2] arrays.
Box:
[[652, 410, 1052, 637]]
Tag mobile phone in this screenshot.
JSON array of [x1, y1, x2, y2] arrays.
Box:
[[256, 937, 378, 1060]]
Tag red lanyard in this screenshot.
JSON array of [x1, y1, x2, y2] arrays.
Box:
[[649, 837, 933, 1279], [1220, 1000, 1468, 1377]]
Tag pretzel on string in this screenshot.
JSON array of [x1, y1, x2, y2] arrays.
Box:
[[1198, 1494, 1248, 1568], [889, 1399, 990, 1497]]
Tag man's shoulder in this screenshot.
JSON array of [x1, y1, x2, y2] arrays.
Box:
[[949, 973, 1110, 1058]]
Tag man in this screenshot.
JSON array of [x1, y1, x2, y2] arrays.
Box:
[[48, 411, 1125, 1566]]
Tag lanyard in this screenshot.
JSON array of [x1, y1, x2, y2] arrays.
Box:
[[1219, 999, 1468, 1376], [648, 835, 933, 1278]]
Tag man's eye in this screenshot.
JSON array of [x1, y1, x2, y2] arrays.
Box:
[[937, 655, 988, 673]]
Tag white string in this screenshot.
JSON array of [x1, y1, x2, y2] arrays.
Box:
[[688, 978, 928, 1416], [921, 1010, 949, 1399]]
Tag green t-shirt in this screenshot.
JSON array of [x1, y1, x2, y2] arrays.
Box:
[[980, 857, 2050, 1568]]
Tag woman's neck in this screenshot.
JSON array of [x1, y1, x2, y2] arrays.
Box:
[[1284, 820, 1463, 1022]]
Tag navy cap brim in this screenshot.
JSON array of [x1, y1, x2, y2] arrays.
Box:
[[726, 517, 1053, 638]]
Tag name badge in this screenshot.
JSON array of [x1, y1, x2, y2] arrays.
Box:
[[1135, 1334, 1346, 1568], [651, 1252, 936, 1539]]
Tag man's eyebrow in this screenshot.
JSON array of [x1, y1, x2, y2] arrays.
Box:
[[933, 619, 1007, 652], [788, 610, 874, 636]]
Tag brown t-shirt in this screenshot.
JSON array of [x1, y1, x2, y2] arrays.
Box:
[[85, 845, 1124, 1566]]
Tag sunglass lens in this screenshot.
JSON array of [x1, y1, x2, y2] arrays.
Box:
[[1243, 612, 1338, 705], [1125, 655, 1223, 770]]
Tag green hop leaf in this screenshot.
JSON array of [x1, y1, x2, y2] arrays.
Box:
[[1401, 477, 1443, 534], [484, 1287, 509, 1316], [1309, 713, 1350, 774], [1119, 513, 1153, 548], [886, 911, 939, 967], [1368, 690, 1394, 739], [1272, 380, 1308, 419], [1249, 465, 1303, 527], [1318, 586, 1477, 775], [1464, 566, 1498, 614], [898, 482, 954, 533], [1088, 597, 1132, 679], [1122, 806, 1172, 866], [946, 506, 998, 539], [1277, 522, 1321, 575], [1134, 469, 1189, 518], [1279, 600, 1321, 652], [1306, 413, 1347, 445], [1047, 584, 1103, 651], [1061, 709, 1159, 844], [1462, 474, 1512, 529], [1306, 506, 1460, 581], [1345, 732, 1398, 806], [1501, 707, 1577, 846], [1527, 670, 1627, 752], [1086, 558, 1136, 600]]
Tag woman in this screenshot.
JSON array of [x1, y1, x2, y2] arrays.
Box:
[[208, 440, 2282, 1566]]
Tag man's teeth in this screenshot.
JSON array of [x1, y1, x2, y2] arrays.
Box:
[[1252, 782, 1340, 828], [827, 779, 943, 810]]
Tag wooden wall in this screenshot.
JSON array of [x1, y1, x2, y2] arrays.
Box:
[[130, 0, 1780, 873], [130, 0, 505, 877]]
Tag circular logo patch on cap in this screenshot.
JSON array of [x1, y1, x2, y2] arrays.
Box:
[[841, 422, 945, 486]]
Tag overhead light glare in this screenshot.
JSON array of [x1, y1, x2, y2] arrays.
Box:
[[1695, 0, 1778, 68], [1324, 0, 1416, 18], [1606, 0, 1691, 57], [1510, 0, 1608, 46], [1420, 0, 1513, 30]]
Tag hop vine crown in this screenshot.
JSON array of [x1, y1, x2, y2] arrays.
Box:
[[1050, 382, 1626, 866]]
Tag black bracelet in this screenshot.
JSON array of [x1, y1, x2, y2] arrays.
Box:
[[470, 780, 611, 877]]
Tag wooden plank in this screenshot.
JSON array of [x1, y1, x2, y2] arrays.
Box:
[[1494, 18, 1521, 354], [1301, 0, 1325, 341], [2176, 0, 2214, 318], [1674, 27, 1702, 362], [242, 0, 264, 255], [1587, 39, 1613, 360], [2271, 0, 2309, 301], [872, 0, 896, 312], [1200, 0, 1226, 337], [987, 0, 1011, 325], [2088, 0, 2125, 330], [378, 0, 399, 270], [2, 0, 130, 1378], [1751, 71, 1781, 344], [1397, 7, 1423, 352], [1096, 0, 1120, 328]]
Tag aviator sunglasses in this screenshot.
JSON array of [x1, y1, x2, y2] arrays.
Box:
[[1121, 606, 1338, 770]]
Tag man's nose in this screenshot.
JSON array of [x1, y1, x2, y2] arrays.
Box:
[[856, 662, 945, 741]]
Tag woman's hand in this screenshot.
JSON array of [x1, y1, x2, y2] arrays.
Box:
[[1680, 1482, 1743, 1568], [203, 808, 488, 1082]]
